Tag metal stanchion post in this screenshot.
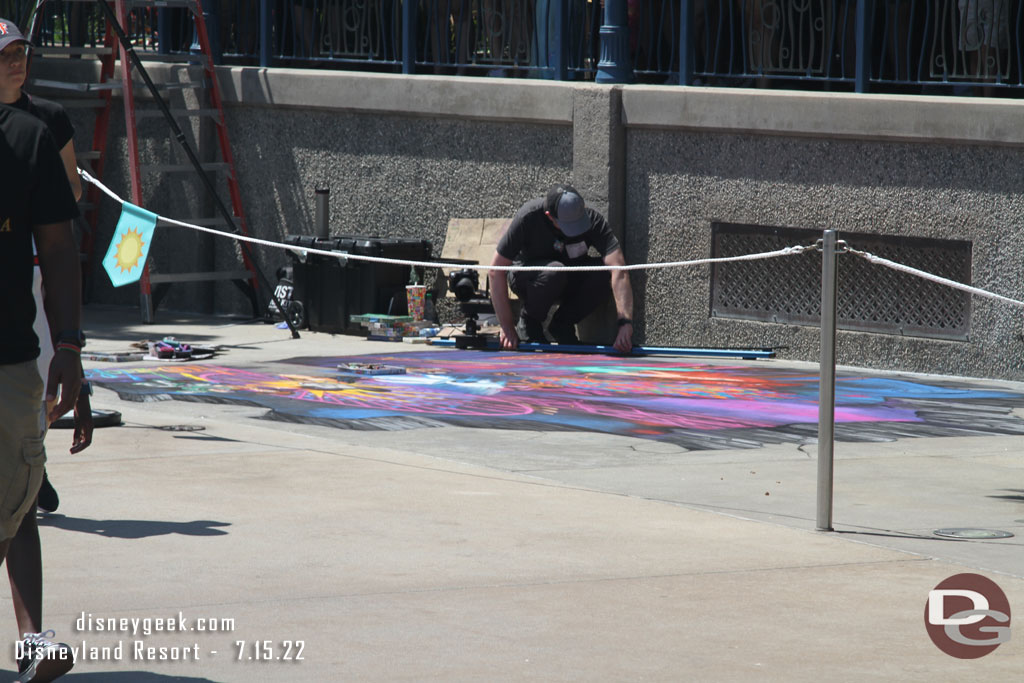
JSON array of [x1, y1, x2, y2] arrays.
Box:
[[816, 230, 838, 531]]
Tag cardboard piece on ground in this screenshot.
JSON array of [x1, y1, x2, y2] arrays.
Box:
[[436, 325, 463, 339], [480, 218, 509, 246]]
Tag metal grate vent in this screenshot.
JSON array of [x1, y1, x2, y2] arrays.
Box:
[[710, 223, 972, 340]]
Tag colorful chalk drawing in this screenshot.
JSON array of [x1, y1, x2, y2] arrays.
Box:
[[87, 352, 1024, 450]]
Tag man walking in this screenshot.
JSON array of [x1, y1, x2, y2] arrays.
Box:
[[0, 102, 82, 682]]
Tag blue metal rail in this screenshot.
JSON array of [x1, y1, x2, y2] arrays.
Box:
[[22, 0, 1024, 93], [429, 337, 777, 359]]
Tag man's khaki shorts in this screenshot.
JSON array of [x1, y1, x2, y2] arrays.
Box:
[[0, 360, 47, 541]]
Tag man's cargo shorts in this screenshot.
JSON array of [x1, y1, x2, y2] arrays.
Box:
[[0, 360, 46, 541]]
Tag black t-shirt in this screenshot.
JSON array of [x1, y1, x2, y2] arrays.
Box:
[[0, 105, 80, 364], [496, 196, 620, 265], [11, 92, 74, 149]]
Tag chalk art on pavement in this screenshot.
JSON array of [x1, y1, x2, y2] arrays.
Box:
[[87, 352, 1024, 450]]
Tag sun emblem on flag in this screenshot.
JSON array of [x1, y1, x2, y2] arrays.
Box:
[[114, 227, 146, 272]]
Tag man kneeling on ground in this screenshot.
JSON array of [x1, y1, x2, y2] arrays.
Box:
[[489, 184, 634, 352]]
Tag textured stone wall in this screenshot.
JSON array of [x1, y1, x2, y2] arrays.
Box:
[[626, 131, 1024, 379], [225, 108, 570, 310]]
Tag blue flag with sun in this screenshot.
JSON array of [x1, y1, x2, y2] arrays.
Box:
[[102, 203, 158, 287]]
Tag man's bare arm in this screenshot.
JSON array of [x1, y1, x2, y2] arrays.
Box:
[[33, 220, 82, 420], [59, 141, 82, 202], [488, 252, 519, 350], [604, 248, 634, 353]]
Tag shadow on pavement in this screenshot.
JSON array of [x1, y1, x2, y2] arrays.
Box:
[[38, 515, 230, 539], [0, 673, 219, 682], [170, 434, 242, 443], [834, 528, 1024, 546], [989, 489, 1024, 502]]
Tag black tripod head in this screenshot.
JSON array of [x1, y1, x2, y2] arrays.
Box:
[[447, 268, 494, 346]]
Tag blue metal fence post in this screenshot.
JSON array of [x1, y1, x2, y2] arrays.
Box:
[[553, 0, 567, 80], [596, 0, 632, 83], [402, 0, 416, 73], [158, 9, 171, 55], [203, 0, 223, 65], [259, 0, 272, 67], [679, 0, 694, 85], [855, 0, 870, 92]]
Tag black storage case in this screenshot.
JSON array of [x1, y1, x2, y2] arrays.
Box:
[[284, 235, 432, 335]]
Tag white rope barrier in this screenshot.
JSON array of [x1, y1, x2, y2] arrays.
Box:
[[845, 246, 1024, 309], [78, 168, 815, 273], [79, 168, 1024, 308]]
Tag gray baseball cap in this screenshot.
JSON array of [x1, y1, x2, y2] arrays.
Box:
[[544, 184, 590, 237], [0, 19, 30, 52]]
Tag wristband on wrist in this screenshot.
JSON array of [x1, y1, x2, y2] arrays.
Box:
[[55, 341, 82, 354], [55, 330, 86, 348], [616, 317, 632, 327]]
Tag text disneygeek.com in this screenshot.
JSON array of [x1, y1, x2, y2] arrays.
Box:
[[76, 611, 235, 636]]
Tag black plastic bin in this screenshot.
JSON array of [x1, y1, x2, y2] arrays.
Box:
[[284, 235, 432, 335]]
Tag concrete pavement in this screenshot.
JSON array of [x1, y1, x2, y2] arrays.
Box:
[[5, 305, 1022, 681]]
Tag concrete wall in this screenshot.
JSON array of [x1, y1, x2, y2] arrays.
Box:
[[621, 88, 1024, 381], [42, 62, 1024, 379]]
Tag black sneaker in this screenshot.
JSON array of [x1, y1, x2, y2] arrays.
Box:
[[16, 630, 74, 682], [515, 313, 546, 343], [37, 471, 59, 514], [548, 316, 580, 345]]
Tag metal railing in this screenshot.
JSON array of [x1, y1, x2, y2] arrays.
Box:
[[684, 0, 1024, 91], [18, 0, 1024, 93]]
